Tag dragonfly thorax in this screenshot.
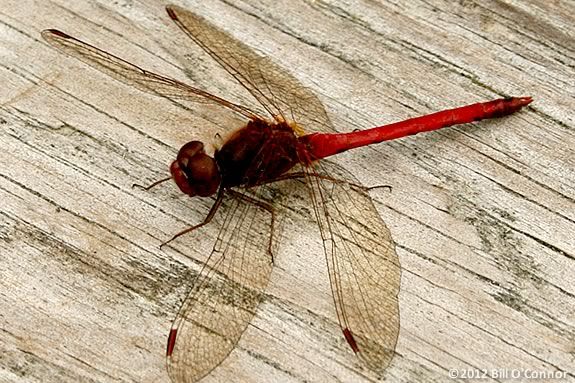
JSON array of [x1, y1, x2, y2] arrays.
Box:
[[214, 119, 302, 189]]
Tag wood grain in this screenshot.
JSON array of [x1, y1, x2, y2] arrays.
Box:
[[1, 0, 573, 382]]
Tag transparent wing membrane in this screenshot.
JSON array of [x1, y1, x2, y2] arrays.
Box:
[[167, 192, 274, 382], [305, 160, 400, 371], [41, 29, 259, 120], [166, 5, 335, 134]]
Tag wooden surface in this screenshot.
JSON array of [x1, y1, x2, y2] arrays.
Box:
[[1, 0, 574, 382]]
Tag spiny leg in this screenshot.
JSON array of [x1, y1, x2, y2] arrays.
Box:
[[160, 188, 225, 248], [133, 176, 171, 191], [261, 171, 392, 193]]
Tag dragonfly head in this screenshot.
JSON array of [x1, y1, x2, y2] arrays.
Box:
[[170, 141, 221, 197]]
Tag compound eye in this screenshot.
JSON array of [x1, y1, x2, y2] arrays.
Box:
[[171, 141, 221, 197], [177, 141, 204, 166], [185, 153, 220, 197]]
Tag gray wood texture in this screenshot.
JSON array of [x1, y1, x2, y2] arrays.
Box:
[[1, 0, 573, 382]]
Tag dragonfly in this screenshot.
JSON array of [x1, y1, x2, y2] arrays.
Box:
[[42, 4, 532, 382]]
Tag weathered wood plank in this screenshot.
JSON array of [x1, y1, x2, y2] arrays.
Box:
[[1, 0, 573, 382]]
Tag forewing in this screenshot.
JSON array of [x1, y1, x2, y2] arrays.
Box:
[[166, 193, 273, 382], [166, 5, 336, 133], [41, 29, 259, 120], [305, 160, 400, 372]]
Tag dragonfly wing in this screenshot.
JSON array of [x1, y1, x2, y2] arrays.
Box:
[[166, 5, 336, 133], [305, 160, 400, 372], [166, 192, 274, 382], [41, 29, 259, 120]]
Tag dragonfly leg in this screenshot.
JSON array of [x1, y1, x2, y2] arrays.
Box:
[[160, 188, 225, 248], [133, 176, 171, 191], [228, 189, 276, 263], [264, 171, 392, 193]]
